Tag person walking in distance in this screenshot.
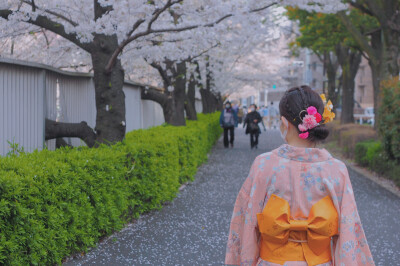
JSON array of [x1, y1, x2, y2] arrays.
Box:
[[243, 104, 264, 149], [268, 101, 278, 129], [261, 105, 269, 128], [220, 101, 238, 148]]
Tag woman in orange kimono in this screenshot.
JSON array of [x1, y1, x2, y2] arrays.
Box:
[[225, 86, 374, 266]]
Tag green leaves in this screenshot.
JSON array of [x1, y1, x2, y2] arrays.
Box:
[[0, 113, 222, 265], [285, 7, 378, 55]]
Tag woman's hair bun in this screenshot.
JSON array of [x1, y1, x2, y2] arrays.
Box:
[[279, 85, 330, 142], [308, 125, 329, 142]]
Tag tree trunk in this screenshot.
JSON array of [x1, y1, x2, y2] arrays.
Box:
[[200, 88, 212, 114], [91, 34, 126, 144], [145, 60, 187, 126], [185, 73, 197, 120], [324, 52, 339, 111], [201, 60, 217, 113], [171, 61, 187, 125], [369, 30, 387, 128], [44, 1, 126, 146], [215, 92, 223, 111], [336, 45, 362, 124]]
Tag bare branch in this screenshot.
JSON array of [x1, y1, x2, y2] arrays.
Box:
[[41, 28, 50, 47], [127, 19, 145, 37]]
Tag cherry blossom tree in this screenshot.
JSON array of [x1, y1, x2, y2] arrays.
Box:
[[0, 0, 346, 144]]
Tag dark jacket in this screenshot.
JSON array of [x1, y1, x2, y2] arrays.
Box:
[[220, 108, 238, 128], [243, 111, 262, 134]]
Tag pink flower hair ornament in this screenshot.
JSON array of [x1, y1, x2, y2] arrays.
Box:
[[297, 106, 321, 139]]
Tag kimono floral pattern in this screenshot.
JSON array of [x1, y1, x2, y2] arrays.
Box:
[[225, 144, 374, 266]]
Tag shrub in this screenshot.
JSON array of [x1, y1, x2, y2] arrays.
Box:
[[355, 140, 382, 166], [0, 112, 222, 265], [379, 76, 400, 162], [326, 122, 377, 158], [354, 140, 400, 187]]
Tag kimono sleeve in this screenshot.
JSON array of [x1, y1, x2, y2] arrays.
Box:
[[225, 159, 263, 266], [334, 166, 375, 265]]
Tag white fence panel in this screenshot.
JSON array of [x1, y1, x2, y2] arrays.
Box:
[[0, 64, 45, 155], [195, 99, 203, 114], [45, 72, 58, 150], [141, 100, 164, 129], [0, 59, 190, 156], [57, 76, 96, 147], [123, 84, 142, 132]]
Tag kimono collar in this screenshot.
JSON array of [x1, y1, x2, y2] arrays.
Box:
[[275, 144, 332, 162]]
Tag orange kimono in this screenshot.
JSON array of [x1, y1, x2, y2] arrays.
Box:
[[225, 144, 374, 266]]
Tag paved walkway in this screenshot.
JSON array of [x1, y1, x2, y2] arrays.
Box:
[[65, 128, 400, 266]]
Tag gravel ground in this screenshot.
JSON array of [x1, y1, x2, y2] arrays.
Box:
[[64, 128, 400, 266]]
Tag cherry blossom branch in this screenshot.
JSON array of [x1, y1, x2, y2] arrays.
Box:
[[22, 0, 79, 27], [0, 9, 91, 52], [105, 2, 277, 73], [186, 43, 220, 62], [104, 0, 182, 73], [149, 61, 172, 87], [126, 19, 146, 37]]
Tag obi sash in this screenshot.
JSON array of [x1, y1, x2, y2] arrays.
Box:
[[256, 194, 339, 266]]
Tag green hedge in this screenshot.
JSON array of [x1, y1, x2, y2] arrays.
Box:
[[379, 77, 400, 162], [355, 140, 400, 186], [0, 113, 222, 265]]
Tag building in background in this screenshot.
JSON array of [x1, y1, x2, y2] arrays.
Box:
[[354, 57, 374, 109], [280, 49, 325, 94], [234, 49, 375, 115]]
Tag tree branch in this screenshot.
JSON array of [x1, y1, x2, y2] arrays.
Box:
[[141, 86, 168, 106], [348, 2, 374, 17], [105, 2, 277, 73], [337, 11, 378, 64], [185, 43, 220, 62], [104, 0, 182, 73], [149, 61, 172, 87], [22, 0, 79, 26], [0, 9, 91, 52], [127, 19, 145, 37], [45, 119, 96, 147]]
